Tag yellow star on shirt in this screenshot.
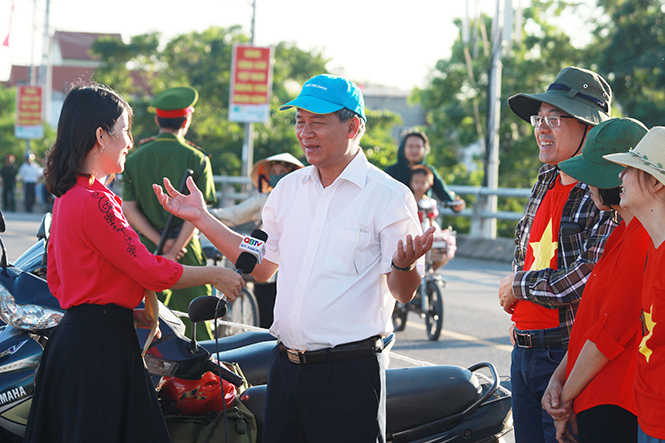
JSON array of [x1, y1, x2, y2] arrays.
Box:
[[529, 219, 558, 271], [640, 307, 656, 363]]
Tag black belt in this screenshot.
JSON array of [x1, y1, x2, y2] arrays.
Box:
[[514, 328, 562, 348], [278, 336, 383, 365]]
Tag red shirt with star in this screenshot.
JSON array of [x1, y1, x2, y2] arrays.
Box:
[[513, 177, 575, 330], [566, 219, 648, 415], [48, 175, 183, 310], [635, 240, 665, 439]]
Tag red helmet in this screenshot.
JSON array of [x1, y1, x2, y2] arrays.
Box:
[[160, 370, 237, 414]]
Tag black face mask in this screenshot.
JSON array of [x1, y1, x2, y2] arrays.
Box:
[[269, 173, 288, 188]]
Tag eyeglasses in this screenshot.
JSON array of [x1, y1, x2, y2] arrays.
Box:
[[529, 115, 575, 128]]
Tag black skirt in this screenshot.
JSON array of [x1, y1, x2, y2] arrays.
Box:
[[25, 304, 171, 443]]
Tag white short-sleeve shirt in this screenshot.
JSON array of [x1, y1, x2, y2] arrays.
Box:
[[262, 149, 423, 351]]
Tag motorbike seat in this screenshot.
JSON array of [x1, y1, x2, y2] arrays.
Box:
[[215, 340, 276, 386], [199, 330, 276, 353], [386, 365, 482, 434], [240, 365, 483, 437]]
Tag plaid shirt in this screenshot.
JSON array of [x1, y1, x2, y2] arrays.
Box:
[[512, 164, 617, 349]]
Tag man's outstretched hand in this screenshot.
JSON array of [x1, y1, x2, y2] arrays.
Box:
[[153, 176, 207, 224], [392, 226, 437, 269]]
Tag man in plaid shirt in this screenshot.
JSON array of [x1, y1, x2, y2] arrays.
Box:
[[498, 67, 618, 443]]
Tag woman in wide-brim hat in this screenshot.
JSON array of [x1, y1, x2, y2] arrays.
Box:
[[211, 153, 304, 227], [541, 118, 649, 443], [604, 127, 665, 443]]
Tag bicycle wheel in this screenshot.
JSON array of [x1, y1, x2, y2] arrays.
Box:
[[424, 280, 444, 341], [217, 287, 260, 337], [392, 304, 408, 332]]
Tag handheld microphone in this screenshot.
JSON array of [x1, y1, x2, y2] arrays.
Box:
[[235, 229, 268, 275]]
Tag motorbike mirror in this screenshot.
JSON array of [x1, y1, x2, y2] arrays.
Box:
[[188, 296, 227, 323], [0, 209, 5, 233], [36, 213, 52, 241]]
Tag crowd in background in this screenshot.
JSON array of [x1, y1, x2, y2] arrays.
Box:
[[0, 152, 53, 213]]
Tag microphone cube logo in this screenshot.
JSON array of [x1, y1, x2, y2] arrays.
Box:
[[240, 236, 266, 263]]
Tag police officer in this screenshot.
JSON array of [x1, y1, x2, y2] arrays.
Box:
[[123, 86, 217, 340]]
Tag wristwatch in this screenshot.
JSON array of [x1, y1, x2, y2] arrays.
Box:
[[391, 259, 416, 272]]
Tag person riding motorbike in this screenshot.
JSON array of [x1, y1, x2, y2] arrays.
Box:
[[385, 129, 465, 212]]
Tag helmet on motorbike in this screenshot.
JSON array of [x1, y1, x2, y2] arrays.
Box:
[[159, 370, 237, 414]]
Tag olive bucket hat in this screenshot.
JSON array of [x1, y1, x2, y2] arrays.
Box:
[[604, 126, 665, 186], [508, 66, 612, 126], [558, 118, 648, 189]]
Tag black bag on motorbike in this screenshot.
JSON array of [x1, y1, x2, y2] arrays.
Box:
[[164, 398, 257, 443]]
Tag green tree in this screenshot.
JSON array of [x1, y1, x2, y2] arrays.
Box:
[[588, 0, 665, 126], [92, 27, 336, 175], [414, 1, 585, 235]]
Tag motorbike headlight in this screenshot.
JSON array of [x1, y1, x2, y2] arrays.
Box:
[[0, 285, 63, 331], [144, 354, 179, 377]]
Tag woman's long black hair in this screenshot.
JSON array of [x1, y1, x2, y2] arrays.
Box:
[[45, 84, 132, 197]]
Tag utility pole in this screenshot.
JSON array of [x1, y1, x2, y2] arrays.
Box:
[[483, 0, 514, 239], [38, 0, 51, 127], [240, 0, 257, 182]]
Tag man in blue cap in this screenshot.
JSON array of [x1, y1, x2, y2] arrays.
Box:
[[153, 74, 435, 442], [123, 86, 217, 340]]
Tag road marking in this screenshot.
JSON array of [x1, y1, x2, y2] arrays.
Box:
[[410, 322, 513, 352]]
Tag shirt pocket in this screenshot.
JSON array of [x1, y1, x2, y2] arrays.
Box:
[[324, 227, 372, 276], [559, 231, 583, 268]]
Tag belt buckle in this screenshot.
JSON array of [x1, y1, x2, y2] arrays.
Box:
[[517, 333, 533, 348], [286, 348, 305, 364]]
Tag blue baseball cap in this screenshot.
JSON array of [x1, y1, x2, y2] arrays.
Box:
[[279, 74, 366, 121]]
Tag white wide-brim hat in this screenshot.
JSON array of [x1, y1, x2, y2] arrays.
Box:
[[604, 126, 665, 186], [250, 153, 304, 188]]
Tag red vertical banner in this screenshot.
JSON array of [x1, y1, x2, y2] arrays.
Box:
[[15, 85, 44, 139], [229, 45, 273, 123]]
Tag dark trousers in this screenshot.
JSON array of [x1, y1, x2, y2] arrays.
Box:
[[2, 186, 15, 212], [262, 344, 386, 443], [23, 182, 36, 212], [576, 404, 637, 443], [254, 282, 276, 328]]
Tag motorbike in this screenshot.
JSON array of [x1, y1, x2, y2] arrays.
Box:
[[392, 199, 458, 340], [0, 210, 512, 443]]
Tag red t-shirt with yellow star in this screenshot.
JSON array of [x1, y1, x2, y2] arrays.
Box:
[[566, 219, 648, 415], [513, 177, 575, 330], [635, 240, 665, 439]]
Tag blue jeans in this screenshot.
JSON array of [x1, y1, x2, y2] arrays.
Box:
[[511, 344, 566, 443], [639, 426, 664, 443]]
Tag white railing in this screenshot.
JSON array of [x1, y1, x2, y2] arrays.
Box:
[[213, 177, 531, 239]]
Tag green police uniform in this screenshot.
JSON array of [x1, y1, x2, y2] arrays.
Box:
[[123, 87, 217, 340]]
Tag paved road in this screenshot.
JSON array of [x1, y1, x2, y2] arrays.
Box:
[[0, 212, 517, 441]]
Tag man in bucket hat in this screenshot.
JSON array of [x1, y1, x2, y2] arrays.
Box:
[[152, 74, 435, 442], [497, 66, 619, 443]]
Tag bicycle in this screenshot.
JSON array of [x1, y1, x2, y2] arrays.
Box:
[[201, 244, 260, 337], [391, 199, 458, 341]]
